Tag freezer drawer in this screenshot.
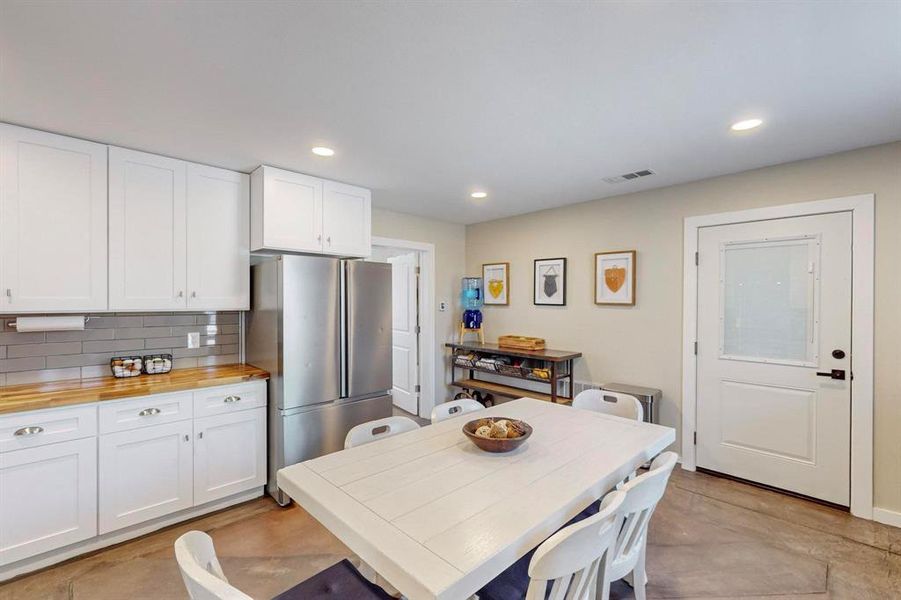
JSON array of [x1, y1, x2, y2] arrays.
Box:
[[269, 394, 392, 500]]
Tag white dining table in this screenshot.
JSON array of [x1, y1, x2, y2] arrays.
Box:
[[277, 397, 675, 600]]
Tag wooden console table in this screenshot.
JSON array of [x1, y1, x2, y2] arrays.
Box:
[[445, 342, 582, 404]]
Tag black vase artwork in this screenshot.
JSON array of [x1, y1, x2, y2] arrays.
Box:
[[543, 269, 558, 297]]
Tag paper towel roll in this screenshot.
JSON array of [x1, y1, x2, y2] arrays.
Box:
[[13, 316, 86, 332]]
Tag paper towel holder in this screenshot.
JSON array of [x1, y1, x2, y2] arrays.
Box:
[[7, 316, 92, 330]]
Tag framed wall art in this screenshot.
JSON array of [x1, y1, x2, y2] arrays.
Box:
[[482, 262, 510, 305], [595, 250, 636, 305], [534, 257, 566, 305]]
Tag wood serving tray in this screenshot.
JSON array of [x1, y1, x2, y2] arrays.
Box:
[[498, 335, 546, 350]]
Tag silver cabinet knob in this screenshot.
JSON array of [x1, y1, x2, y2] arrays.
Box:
[[326, 236, 331, 245], [177, 290, 184, 298], [223, 395, 241, 403], [184, 434, 190, 442], [138, 407, 161, 417], [14, 426, 43, 436], [191, 291, 197, 298]]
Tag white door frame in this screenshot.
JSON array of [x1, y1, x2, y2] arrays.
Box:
[[372, 236, 436, 420], [681, 194, 874, 519]]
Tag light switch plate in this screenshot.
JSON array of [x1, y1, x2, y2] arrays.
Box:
[[187, 332, 200, 349]]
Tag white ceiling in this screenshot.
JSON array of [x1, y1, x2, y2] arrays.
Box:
[[2, 1, 900, 224]]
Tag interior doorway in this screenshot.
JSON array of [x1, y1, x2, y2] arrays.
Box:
[[369, 237, 436, 421]]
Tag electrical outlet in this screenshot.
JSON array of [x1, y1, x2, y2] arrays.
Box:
[[187, 332, 200, 349], [439, 301, 448, 312]]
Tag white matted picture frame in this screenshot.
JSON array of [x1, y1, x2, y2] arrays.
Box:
[[482, 262, 510, 305], [534, 258, 566, 305], [595, 250, 636, 305]]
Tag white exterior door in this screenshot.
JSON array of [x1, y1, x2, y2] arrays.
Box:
[[194, 408, 266, 505], [0, 438, 97, 565], [322, 180, 371, 257], [109, 147, 187, 310], [696, 212, 852, 506], [99, 420, 193, 533], [186, 163, 249, 310], [0, 124, 108, 312], [388, 253, 419, 415]]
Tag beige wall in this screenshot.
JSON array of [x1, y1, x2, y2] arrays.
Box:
[[465, 142, 901, 512], [372, 208, 467, 412]]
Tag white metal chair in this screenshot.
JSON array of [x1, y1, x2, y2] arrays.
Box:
[[344, 415, 421, 449], [175, 530, 392, 600], [602, 451, 678, 600], [430, 398, 484, 423], [572, 389, 644, 422]]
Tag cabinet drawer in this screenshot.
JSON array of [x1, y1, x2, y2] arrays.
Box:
[[0, 404, 97, 454], [193, 381, 267, 418], [99, 392, 193, 434]]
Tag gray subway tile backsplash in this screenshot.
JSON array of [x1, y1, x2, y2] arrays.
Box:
[[0, 312, 242, 385]]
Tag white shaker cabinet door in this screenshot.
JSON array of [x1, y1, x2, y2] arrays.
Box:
[[193, 408, 266, 505], [98, 420, 193, 534], [0, 124, 108, 312], [186, 164, 249, 310], [322, 180, 371, 257], [251, 166, 323, 253], [0, 438, 98, 565], [108, 147, 187, 310]]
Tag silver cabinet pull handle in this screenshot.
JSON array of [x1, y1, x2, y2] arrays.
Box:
[[198, 431, 204, 439], [191, 291, 197, 298], [138, 408, 161, 417], [184, 434, 190, 442], [14, 426, 43, 436], [177, 290, 184, 298], [326, 236, 331, 245], [223, 395, 241, 403], [317, 234, 322, 242]]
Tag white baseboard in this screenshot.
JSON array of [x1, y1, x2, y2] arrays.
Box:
[[873, 507, 901, 529], [0, 487, 264, 582]]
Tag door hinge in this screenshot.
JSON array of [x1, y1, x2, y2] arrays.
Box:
[[414, 384, 421, 393], [415, 266, 421, 275], [415, 325, 421, 334], [694, 252, 699, 266], [693, 341, 698, 355], [693, 431, 697, 445]]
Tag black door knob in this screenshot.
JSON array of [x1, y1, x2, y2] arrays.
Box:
[[832, 349, 846, 359]]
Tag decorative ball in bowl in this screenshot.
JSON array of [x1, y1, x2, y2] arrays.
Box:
[[462, 417, 532, 453]]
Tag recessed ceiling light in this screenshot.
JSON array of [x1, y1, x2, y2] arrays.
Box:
[[471, 191, 487, 199], [730, 118, 763, 132], [312, 146, 335, 157]]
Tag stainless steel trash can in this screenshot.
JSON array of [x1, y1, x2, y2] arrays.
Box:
[[600, 382, 661, 424]]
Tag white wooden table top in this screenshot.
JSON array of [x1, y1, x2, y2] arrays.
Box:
[[277, 398, 675, 600]]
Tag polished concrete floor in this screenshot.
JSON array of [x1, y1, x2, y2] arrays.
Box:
[[2, 468, 900, 599]]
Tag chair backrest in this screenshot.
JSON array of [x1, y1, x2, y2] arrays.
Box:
[[572, 389, 644, 422], [525, 490, 626, 600], [607, 451, 677, 580], [430, 398, 484, 423], [174, 531, 252, 600], [344, 415, 421, 449]]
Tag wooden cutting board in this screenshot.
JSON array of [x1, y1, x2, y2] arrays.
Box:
[[497, 335, 546, 350]]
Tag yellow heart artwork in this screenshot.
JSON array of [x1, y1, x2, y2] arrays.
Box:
[[605, 267, 626, 293], [488, 279, 505, 299]]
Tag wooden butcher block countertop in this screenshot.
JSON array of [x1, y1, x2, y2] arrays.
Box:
[[0, 364, 269, 415]]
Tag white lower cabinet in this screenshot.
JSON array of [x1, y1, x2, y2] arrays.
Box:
[[194, 408, 266, 505], [0, 381, 267, 573], [0, 438, 97, 565], [98, 420, 194, 534]]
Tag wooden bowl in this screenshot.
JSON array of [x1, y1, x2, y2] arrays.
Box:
[[462, 417, 533, 453]]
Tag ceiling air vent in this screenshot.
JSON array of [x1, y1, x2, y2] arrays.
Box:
[[603, 169, 656, 184]]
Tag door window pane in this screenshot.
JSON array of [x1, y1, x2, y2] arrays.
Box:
[[721, 238, 816, 364]]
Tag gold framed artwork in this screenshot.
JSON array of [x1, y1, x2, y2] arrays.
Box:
[[482, 262, 510, 305], [595, 250, 636, 305]]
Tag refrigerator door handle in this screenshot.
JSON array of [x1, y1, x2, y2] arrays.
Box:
[[339, 260, 348, 398]]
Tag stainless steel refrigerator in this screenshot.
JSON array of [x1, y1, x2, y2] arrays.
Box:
[[246, 255, 393, 505]]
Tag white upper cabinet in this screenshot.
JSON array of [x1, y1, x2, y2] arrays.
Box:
[[187, 164, 249, 310], [0, 124, 108, 312], [322, 180, 371, 257], [251, 166, 323, 253], [251, 165, 371, 257], [109, 147, 187, 310]]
